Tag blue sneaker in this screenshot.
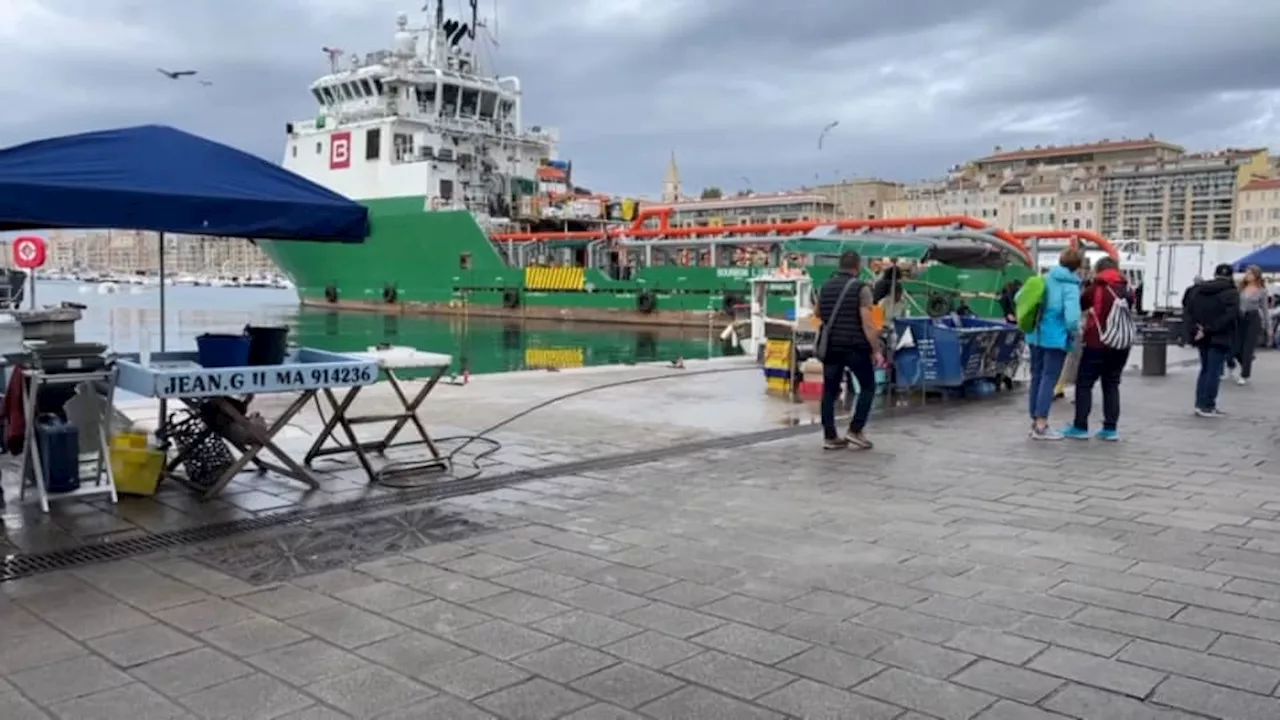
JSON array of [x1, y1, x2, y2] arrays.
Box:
[[1095, 429, 1119, 441], [1061, 426, 1090, 440]]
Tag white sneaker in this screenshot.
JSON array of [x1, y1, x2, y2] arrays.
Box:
[[1236, 376, 1248, 386]]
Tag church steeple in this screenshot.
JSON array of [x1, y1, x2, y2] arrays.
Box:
[[661, 151, 682, 203]]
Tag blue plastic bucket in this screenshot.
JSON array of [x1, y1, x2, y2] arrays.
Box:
[[196, 333, 250, 368]]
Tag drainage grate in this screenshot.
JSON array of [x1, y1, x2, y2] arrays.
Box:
[[0, 391, 1017, 583]]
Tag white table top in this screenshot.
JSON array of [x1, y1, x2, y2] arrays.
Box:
[[354, 346, 453, 370]]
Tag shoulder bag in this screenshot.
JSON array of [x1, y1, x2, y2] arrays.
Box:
[[815, 278, 859, 362]]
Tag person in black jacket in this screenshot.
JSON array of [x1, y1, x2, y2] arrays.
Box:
[[1183, 263, 1239, 417], [815, 251, 883, 450], [998, 280, 1021, 324]]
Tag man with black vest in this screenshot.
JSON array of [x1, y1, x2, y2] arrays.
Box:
[[814, 251, 883, 450]]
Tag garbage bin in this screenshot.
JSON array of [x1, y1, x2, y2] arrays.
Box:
[[1141, 327, 1170, 377]]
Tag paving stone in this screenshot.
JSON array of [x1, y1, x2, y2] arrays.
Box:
[[666, 650, 794, 700], [356, 631, 475, 679], [287, 604, 403, 649], [532, 610, 644, 647], [647, 558, 741, 584], [198, 617, 310, 657], [855, 605, 965, 643], [0, 623, 87, 674], [1009, 617, 1131, 657], [515, 643, 620, 683], [1074, 607, 1220, 651], [247, 638, 372, 686], [844, 579, 932, 608], [914, 595, 1029, 629], [560, 703, 645, 720], [277, 708, 352, 720], [332, 581, 430, 613], [1041, 683, 1197, 720], [1208, 633, 1280, 670], [645, 580, 731, 608], [469, 590, 572, 624], [1152, 675, 1280, 718], [531, 550, 615, 578], [9, 655, 133, 705], [493, 568, 588, 596], [1142, 580, 1258, 614], [235, 585, 338, 619], [571, 663, 683, 708], [27, 597, 153, 641], [87, 624, 203, 668], [602, 630, 703, 669], [701, 594, 799, 630], [418, 655, 530, 699], [1116, 638, 1280, 694], [639, 686, 784, 720], [375, 695, 497, 719], [975, 589, 1083, 620], [855, 667, 997, 720], [48, 682, 187, 720], [179, 673, 314, 720], [779, 615, 898, 657], [154, 598, 259, 633], [389, 599, 489, 635], [872, 637, 978, 678], [305, 666, 434, 718], [554, 583, 651, 616], [951, 660, 1064, 704], [1027, 647, 1166, 698], [944, 627, 1048, 666], [777, 647, 886, 688], [758, 678, 903, 720], [129, 647, 254, 698], [445, 619, 559, 659], [414, 571, 508, 603], [443, 552, 528, 578], [618, 602, 724, 638], [581, 564, 677, 594], [975, 700, 1074, 719], [715, 576, 808, 604], [689, 622, 812, 664], [476, 678, 594, 720], [483, 539, 557, 562], [0, 692, 53, 720], [786, 589, 875, 618], [1049, 582, 1184, 620]]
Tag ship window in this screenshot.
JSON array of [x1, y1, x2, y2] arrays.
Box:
[[341, 83, 354, 100], [393, 133, 414, 163], [479, 91, 497, 118], [441, 84, 459, 114], [311, 89, 324, 104], [372, 78, 384, 94], [460, 88, 478, 117], [291, 145, 297, 158], [365, 128, 381, 160], [439, 179, 454, 200], [360, 79, 373, 96], [321, 86, 335, 103], [315, 142, 322, 154]]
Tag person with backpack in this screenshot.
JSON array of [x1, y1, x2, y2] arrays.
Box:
[[1016, 248, 1083, 440], [1183, 263, 1239, 417], [814, 251, 882, 450], [1062, 257, 1135, 440]]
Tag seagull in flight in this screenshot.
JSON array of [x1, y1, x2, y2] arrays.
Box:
[[199, 80, 213, 86], [156, 68, 197, 79]]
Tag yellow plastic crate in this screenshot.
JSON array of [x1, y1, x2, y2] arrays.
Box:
[[109, 433, 166, 496]]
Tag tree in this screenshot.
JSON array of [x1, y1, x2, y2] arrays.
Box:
[[700, 186, 723, 199]]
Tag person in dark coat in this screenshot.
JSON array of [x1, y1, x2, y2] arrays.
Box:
[[1182, 263, 1239, 417]]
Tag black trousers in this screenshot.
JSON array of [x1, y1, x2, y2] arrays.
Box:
[[1072, 346, 1130, 431], [1234, 312, 1263, 379]]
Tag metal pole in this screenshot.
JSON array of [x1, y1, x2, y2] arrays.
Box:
[[157, 232, 167, 433], [28, 269, 35, 309]]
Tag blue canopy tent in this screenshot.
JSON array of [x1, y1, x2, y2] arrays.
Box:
[[0, 124, 369, 349], [1232, 244, 1280, 274]]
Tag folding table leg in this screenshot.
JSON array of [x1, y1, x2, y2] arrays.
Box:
[[379, 369, 445, 459], [199, 393, 320, 500], [303, 385, 364, 465]]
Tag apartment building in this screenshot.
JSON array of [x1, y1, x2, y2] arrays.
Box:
[[810, 179, 904, 219], [664, 192, 839, 227], [971, 137, 1183, 174], [1235, 177, 1280, 242], [1099, 148, 1271, 242], [22, 230, 278, 275]]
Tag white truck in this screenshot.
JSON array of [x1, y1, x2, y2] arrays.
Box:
[[1143, 242, 1255, 316]]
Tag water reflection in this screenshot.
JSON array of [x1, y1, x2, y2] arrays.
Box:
[[33, 282, 738, 376]]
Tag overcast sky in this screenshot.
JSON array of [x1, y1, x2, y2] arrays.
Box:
[[3, 0, 1280, 198]]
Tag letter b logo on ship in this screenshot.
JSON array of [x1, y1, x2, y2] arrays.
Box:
[[330, 132, 351, 169]]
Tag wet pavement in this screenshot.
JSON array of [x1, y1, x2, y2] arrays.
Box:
[[2, 347, 1278, 717]]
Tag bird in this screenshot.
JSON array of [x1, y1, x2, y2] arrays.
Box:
[[199, 80, 213, 86], [156, 68, 197, 79]]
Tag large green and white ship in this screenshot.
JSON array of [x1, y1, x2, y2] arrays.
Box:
[[263, 4, 1040, 325]]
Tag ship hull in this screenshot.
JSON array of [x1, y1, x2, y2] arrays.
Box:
[[259, 197, 1024, 324]]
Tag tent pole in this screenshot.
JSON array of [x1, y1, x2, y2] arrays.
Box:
[[157, 232, 167, 434]]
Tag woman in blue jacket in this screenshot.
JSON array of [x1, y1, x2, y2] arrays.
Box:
[[1026, 248, 1083, 440]]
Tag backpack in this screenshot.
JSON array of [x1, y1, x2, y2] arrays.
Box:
[[1094, 285, 1136, 349], [1014, 275, 1046, 333]]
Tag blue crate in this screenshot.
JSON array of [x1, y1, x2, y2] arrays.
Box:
[[893, 316, 1023, 388]]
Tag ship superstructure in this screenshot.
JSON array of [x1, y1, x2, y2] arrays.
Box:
[[282, 2, 556, 221]]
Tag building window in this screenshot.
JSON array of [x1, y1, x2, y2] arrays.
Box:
[[439, 178, 454, 200], [315, 142, 321, 154], [365, 128, 381, 160]]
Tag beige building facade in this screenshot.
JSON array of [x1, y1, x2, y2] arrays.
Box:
[[1235, 177, 1280, 242], [811, 179, 904, 219], [6, 230, 278, 276]]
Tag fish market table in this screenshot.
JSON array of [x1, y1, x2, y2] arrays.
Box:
[[116, 349, 379, 499], [304, 346, 452, 484]]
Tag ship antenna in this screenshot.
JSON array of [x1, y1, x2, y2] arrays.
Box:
[[435, 0, 444, 29], [469, 0, 479, 39]]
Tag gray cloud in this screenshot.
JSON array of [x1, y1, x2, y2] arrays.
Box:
[[3, 0, 1279, 197]]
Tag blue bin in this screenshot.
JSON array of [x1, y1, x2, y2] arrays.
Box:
[[893, 316, 1022, 388], [197, 333, 251, 368], [36, 415, 80, 494]]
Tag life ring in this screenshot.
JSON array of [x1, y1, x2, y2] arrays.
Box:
[[382, 284, 398, 304], [502, 288, 521, 309], [722, 292, 743, 315], [637, 290, 657, 314], [324, 284, 339, 303]]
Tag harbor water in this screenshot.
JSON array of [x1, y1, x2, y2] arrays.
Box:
[[25, 281, 736, 375]]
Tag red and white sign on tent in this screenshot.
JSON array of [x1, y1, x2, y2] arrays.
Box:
[[329, 131, 351, 170], [12, 235, 47, 270]]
